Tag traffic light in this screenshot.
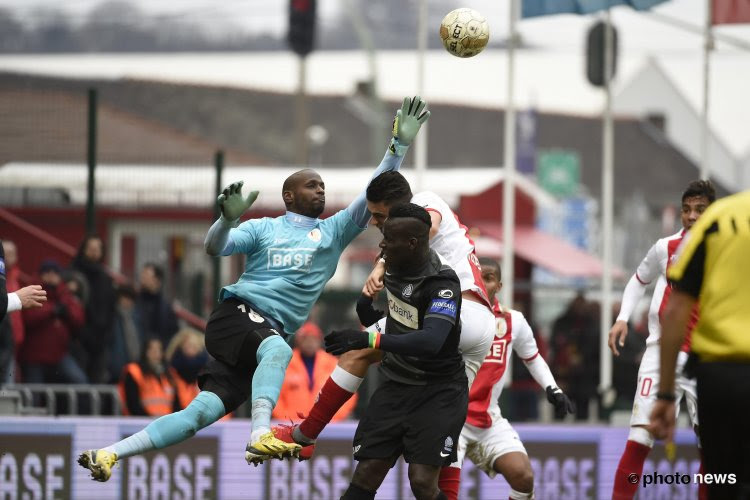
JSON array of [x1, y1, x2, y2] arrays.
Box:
[[288, 0, 316, 57], [586, 20, 618, 87]]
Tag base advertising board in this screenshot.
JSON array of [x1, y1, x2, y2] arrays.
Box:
[[0, 418, 700, 499]]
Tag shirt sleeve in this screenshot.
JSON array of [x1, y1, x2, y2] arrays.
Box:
[[512, 311, 540, 361], [616, 274, 648, 322], [327, 210, 366, 251], [634, 241, 661, 285], [346, 148, 407, 228], [410, 191, 448, 221], [424, 278, 461, 325], [228, 219, 263, 255], [668, 222, 714, 299]]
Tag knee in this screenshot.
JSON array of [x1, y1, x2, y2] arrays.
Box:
[[351, 462, 386, 492], [259, 335, 293, 365], [338, 348, 380, 375], [409, 477, 437, 500], [506, 467, 534, 494], [408, 470, 439, 500]]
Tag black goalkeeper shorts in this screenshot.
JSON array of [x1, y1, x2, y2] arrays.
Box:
[[197, 298, 285, 413], [352, 377, 468, 467]]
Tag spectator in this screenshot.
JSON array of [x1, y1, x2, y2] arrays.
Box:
[[136, 263, 179, 346], [109, 284, 143, 384], [611, 303, 647, 409], [20, 260, 87, 384], [118, 337, 178, 416], [71, 235, 116, 383], [550, 293, 599, 420], [166, 328, 209, 410], [273, 321, 358, 422]]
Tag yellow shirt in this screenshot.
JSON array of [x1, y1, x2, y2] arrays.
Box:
[[667, 190, 750, 361]]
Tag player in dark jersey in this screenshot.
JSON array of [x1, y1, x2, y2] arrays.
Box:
[[324, 203, 467, 500]]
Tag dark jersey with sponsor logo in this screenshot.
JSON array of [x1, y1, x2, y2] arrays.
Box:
[[379, 250, 464, 385]]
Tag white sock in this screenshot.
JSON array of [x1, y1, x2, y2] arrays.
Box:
[[104, 430, 154, 460], [250, 398, 273, 443], [509, 487, 534, 499], [330, 365, 364, 393]]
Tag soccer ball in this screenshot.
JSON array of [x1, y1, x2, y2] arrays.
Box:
[[439, 8, 490, 58]]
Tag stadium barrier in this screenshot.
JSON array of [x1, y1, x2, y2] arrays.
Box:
[[0, 384, 121, 416], [0, 417, 701, 499]]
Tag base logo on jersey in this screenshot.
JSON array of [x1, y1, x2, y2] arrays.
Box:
[[267, 248, 316, 272], [402, 284, 413, 298], [307, 228, 322, 242], [437, 289, 453, 299], [386, 290, 418, 329]]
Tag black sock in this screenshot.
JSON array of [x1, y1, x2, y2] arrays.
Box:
[[341, 483, 376, 500], [435, 491, 448, 500]]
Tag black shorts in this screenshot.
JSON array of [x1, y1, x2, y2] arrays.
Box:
[[197, 298, 285, 413], [352, 377, 468, 467]]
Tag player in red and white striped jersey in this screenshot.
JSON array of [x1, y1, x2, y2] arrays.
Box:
[[609, 180, 715, 500], [438, 257, 574, 500]]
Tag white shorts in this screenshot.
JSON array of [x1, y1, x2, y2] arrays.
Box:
[[368, 300, 494, 389], [458, 300, 495, 388], [456, 419, 527, 477], [630, 344, 698, 427]]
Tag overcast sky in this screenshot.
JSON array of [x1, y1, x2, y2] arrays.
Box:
[[1, 0, 749, 54]]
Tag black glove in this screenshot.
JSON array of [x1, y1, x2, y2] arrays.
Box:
[[324, 329, 369, 356], [546, 386, 575, 419]]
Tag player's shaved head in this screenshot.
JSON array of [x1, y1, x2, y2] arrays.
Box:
[[283, 169, 319, 194], [380, 203, 431, 272], [282, 169, 326, 217]]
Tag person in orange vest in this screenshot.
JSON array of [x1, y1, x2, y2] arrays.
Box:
[[166, 328, 209, 410], [119, 337, 178, 416], [273, 321, 357, 422]]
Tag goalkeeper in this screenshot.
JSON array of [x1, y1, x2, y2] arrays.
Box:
[[78, 96, 430, 481]]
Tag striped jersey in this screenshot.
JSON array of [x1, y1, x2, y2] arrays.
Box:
[[466, 302, 541, 428], [625, 230, 698, 348], [410, 191, 490, 306]]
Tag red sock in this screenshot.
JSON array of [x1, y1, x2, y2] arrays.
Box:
[[438, 466, 460, 500], [612, 440, 651, 500], [698, 449, 708, 500], [299, 377, 354, 440]]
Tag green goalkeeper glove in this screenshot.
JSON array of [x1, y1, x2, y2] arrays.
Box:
[[217, 181, 259, 221], [389, 95, 430, 156]]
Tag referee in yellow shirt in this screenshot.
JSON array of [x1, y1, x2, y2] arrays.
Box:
[[650, 190, 750, 499]]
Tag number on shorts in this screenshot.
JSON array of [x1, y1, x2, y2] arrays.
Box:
[[640, 377, 653, 397], [237, 304, 246, 313]]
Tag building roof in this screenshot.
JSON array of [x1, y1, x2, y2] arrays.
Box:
[[0, 71, 716, 208]]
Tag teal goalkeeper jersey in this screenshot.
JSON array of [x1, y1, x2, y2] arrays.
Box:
[[218, 149, 404, 334], [220, 210, 361, 334]]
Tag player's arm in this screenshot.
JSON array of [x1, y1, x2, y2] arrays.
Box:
[[205, 181, 259, 256], [608, 243, 658, 355], [327, 282, 459, 357], [346, 96, 430, 228], [325, 316, 453, 357], [514, 313, 575, 418], [356, 294, 385, 327]]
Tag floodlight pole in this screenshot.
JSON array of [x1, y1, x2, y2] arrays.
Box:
[[501, 0, 518, 311], [599, 8, 615, 397], [415, 0, 429, 191], [700, 0, 712, 181]]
